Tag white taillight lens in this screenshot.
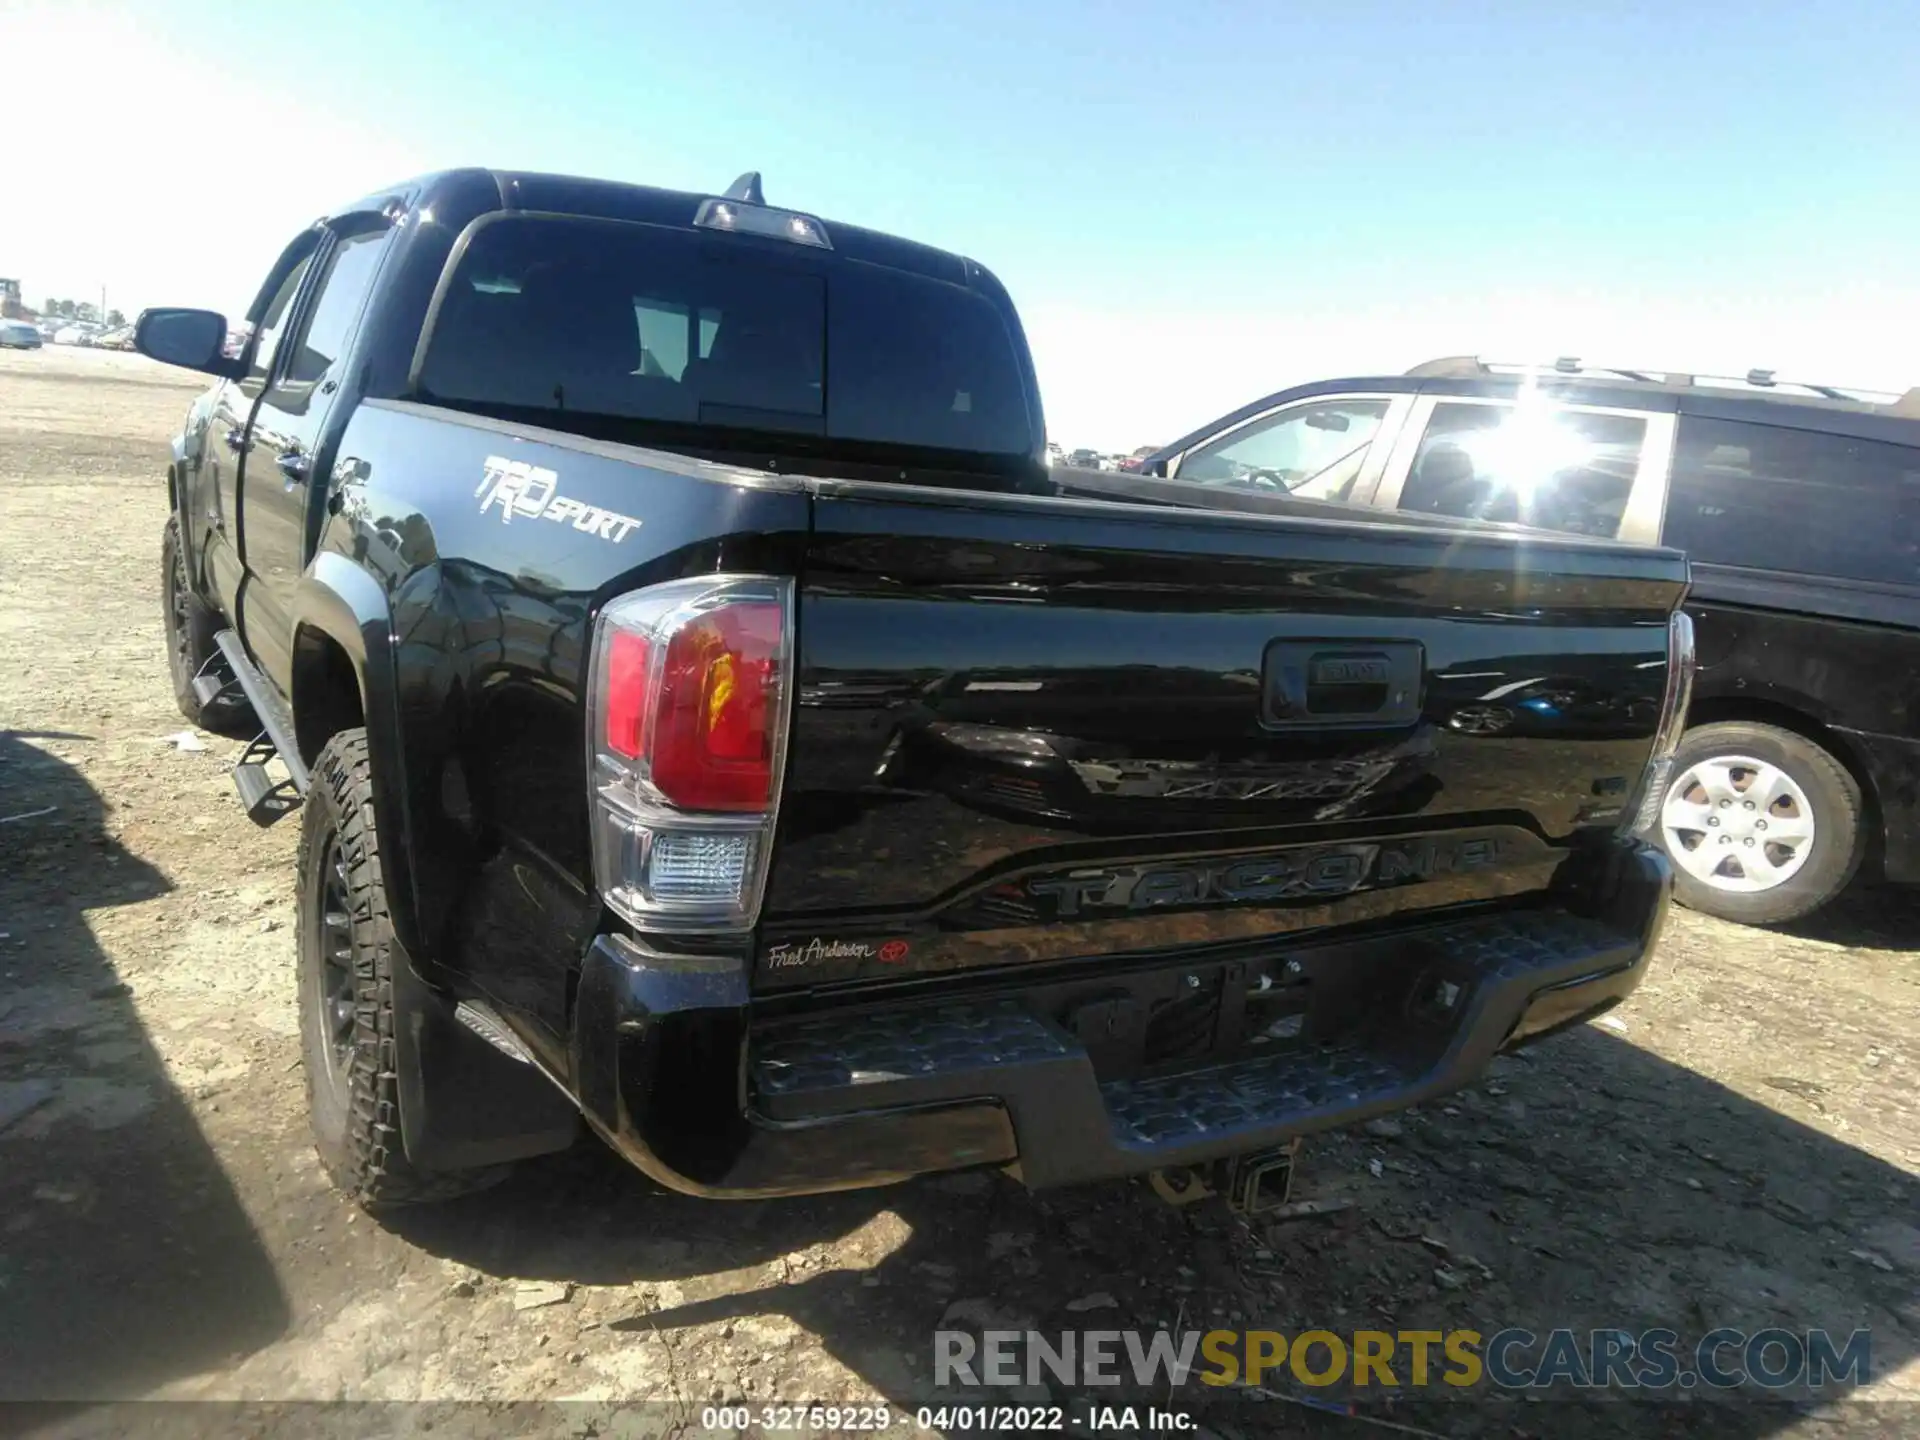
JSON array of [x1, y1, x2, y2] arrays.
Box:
[[586, 575, 793, 932], [1628, 609, 1697, 834]]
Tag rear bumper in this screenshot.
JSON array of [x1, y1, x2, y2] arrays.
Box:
[[570, 839, 1671, 1198]]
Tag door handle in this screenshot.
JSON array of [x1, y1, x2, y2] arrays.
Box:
[[223, 428, 248, 453], [276, 451, 310, 485]]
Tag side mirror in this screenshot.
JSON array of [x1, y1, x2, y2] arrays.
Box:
[[134, 308, 240, 378]]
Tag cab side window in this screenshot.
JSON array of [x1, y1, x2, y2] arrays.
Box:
[[1398, 401, 1646, 538], [277, 229, 389, 390], [244, 256, 315, 392], [1177, 399, 1390, 499]]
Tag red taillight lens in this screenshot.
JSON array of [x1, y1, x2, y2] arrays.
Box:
[[600, 598, 784, 812], [589, 575, 791, 932], [604, 629, 653, 760], [652, 601, 782, 810]]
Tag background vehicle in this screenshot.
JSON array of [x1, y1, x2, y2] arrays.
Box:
[[1144, 356, 1920, 925], [0, 321, 42, 349], [135, 171, 1685, 1212], [1065, 446, 1103, 469]]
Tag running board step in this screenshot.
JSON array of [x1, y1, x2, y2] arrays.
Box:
[[191, 651, 250, 712], [234, 757, 300, 826], [213, 629, 308, 827]]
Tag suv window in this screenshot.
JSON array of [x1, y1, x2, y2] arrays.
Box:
[[418, 214, 1033, 458], [1665, 417, 1920, 586], [1398, 401, 1645, 537], [1178, 399, 1388, 498], [279, 229, 388, 387]]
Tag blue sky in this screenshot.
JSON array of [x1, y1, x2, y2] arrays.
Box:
[[6, 0, 1916, 447]]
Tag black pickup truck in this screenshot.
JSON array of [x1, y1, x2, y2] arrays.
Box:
[[138, 168, 1691, 1212]]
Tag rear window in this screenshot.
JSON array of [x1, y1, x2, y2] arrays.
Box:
[[1665, 417, 1920, 586], [416, 214, 1033, 457]]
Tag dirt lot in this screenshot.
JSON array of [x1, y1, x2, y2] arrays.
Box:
[[1, 346, 1917, 1438]]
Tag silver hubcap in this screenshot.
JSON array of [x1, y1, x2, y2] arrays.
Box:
[[1660, 755, 1815, 893]]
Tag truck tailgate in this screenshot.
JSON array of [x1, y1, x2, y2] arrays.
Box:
[[758, 481, 1687, 989]]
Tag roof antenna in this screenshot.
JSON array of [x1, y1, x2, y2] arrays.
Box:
[[723, 172, 765, 205]]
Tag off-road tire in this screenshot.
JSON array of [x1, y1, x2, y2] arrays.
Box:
[[297, 729, 510, 1208], [161, 516, 252, 731], [1656, 721, 1865, 926]]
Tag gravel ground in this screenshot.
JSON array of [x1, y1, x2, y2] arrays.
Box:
[[1, 346, 1916, 1439]]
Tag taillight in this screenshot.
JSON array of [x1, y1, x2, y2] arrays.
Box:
[[604, 630, 653, 760], [652, 601, 782, 809], [586, 575, 793, 932], [1627, 608, 1697, 835]]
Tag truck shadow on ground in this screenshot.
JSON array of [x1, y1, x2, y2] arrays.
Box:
[[388, 995, 1917, 1438], [1769, 878, 1920, 951], [0, 732, 289, 1401]]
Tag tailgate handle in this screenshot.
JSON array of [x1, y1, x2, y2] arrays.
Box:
[[1307, 655, 1393, 713], [1264, 641, 1424, 729]]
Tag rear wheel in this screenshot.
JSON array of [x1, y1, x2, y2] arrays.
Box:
[[297, 729, 510, 1208], [161, 516, 251, 730], [1654, 721, 1864, 925]]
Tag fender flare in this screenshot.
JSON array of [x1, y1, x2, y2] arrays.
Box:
[[168, 433, 187, 510], [291, 553, 577, 1168], [291, 552, 427, 962], [169, 430, 222, 598], [167, 436, 194, 576]]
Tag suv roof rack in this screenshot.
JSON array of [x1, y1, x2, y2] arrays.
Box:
[[1404, 354, 1915, 410]]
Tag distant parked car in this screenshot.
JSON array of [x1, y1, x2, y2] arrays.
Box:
[[1066, 447, 1102, 469], [53, 325, 96, 345], [94, 326, 136, 351], [0, 320, 43, 350]]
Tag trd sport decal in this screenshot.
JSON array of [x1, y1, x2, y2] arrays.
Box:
[[476, 456, 643, 542]]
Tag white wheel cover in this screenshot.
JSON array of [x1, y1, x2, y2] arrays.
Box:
[[1659, 753, 1816, 893]]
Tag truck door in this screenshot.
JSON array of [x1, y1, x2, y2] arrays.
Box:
[[231, 217, 392, 695], [203, 233, 322, 622]]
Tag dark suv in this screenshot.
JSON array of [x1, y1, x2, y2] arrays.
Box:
[[1138, 356, 1920, 926]]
